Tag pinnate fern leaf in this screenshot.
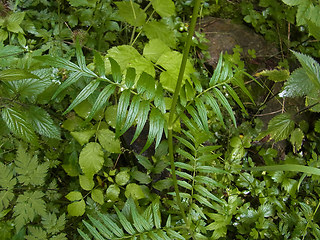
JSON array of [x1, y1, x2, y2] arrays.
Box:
[[79, 198, 186, 240]]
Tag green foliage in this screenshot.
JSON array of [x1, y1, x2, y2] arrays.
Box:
[[1, 0, 320, 239], [0, 144, 66, 239], [79, 198, 186, 240]]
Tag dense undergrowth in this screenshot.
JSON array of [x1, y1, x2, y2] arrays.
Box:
[[1, 0, 320, 239]]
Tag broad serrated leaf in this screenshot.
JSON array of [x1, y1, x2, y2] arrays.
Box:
[[109, 57, 122, 83], [91, 189, 104, 205], [27, 106, 60, 139], [79, 174, 94, 191], [281, 0, 303, 6], [119, 95, 141, 136], [280, 68, 313, 97], [107, 45, 155, 77], [115, 1, 146, 27], [213, 88, 237, 127], [0, 69, 39, 81], [143, 21, 176, 49], [79, 142, 104, 176], [157, 51, 194, 92], [224, 83, 248, 115], [150, 0, 175, 17], [125, 67, 136, 88], [131, 101, 150, 144], [291, 50, 320, 89], [2, 107, 37, 144], [141, 108, 164, 153], [64, 79, 100, 114], [52, 71, 84, 99], [203, 92, 225, 127], [143, 39, 170, 63], [267, 113, 295, 141], [195, 98, 209, 131], [97, 129, 121, 153], [116, 89, 131, 138], [87, 84, 116, 121]]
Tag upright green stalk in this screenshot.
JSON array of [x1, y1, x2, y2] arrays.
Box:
[[168, 0, 201, 225]]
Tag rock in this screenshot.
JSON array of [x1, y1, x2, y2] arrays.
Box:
[[197, 17, 278, 67]]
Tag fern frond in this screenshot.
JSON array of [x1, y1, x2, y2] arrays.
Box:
[[79, 198, 187, 240]]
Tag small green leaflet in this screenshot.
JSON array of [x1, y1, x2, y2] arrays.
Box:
[[109, 57, 122, 83], [203, 92, 225, 127], [116, 89, 131, 138], [66, 191, 85, 216], [125, 68, 136, 88], [141, 108, 164, 153], [79, 142, 104, 176], [290, 128, 304, 153], [63, 79, 100, 115], [94, 51, 106, 77], [119, 95, 140, 136], [52, 71, 84, 99], [97, 129, 121, 153], [212, 88, 237, 127], [35, 56, 81, 73], [87, 84, 116, 121], [6, 12, 25, 33]]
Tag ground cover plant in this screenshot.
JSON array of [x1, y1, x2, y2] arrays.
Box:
[[1, 0, 320, 239]]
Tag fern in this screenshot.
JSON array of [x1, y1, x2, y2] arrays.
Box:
[[79, 198, 187, 240], [0, 143, 67, 238], [177, 53, 253, 131], [38, 41, 166, 154], [173, 129, 227, 215]]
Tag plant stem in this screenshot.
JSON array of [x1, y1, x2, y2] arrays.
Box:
[[167, 0, 201, 226]]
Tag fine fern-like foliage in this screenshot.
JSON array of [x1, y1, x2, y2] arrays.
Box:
[[78, 198, 186, 240], [0, 143, 66, 239]]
